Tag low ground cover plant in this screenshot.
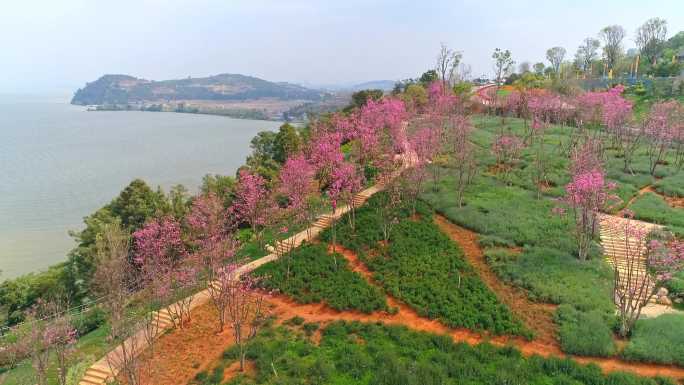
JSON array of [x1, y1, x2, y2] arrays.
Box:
[[253, 243, 387, 313], [623, 314, 684, 366], [629, 192, 684, 236], [322, 194, 527, 336], [215, 321, 677, 385]]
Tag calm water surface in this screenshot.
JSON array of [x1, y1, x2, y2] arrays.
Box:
[[0, 94, 280, 280]]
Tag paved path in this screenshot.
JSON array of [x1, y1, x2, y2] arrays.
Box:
[[78, 184, 387, 385], [597, 213, 683, 317]]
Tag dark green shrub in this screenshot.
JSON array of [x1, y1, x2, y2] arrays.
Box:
[[623, 314, 684, 366], [223, 321, 676, 385], [322, 193, 526, 336], [286, 316, 305, 326], [303, 322, 319, 336], [556, 305, 616, 357], [71, 306, 107, 335], [253, 243, 387, 313]]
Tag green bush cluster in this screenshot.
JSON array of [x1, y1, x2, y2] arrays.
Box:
[[322, 194, 527, 337], [630, 193, 684, 236], [253, 243, 387, 313], [622, 314, 684, 366], [218, 321, 677, 385], [555, 305, 616, 357], [666, 271, 684, 300], [654, 173, 684, 198], [71, 306, 107, 336], [421, 117, 621, 356]]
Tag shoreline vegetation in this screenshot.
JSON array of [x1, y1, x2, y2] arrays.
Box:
[[86, 103, 275, 121]]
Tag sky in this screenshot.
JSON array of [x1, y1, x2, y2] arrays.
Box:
[[2, 0, 683, 93]]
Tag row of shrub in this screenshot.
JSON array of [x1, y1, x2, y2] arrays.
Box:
[[320, 194, 528, 337], [622, 315, 684, 367], [423, 117, 621, 356], [253, 243, 387, 313], [443, 116, 684, 362], [199, 320, 677, 385]]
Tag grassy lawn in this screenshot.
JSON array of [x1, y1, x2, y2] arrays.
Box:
[[192, 321, 677, 385]]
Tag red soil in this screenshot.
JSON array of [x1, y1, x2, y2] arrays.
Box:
[[136, 304, 236, 385], [623, 184, 684, 210], [432, 215, 558, 346], [132, 229, 684, 384]]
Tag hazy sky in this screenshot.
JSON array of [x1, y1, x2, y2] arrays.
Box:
[[2, 0, 683, 93]]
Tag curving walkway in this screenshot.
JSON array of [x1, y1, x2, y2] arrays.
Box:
[[78, 184, 387, 385]]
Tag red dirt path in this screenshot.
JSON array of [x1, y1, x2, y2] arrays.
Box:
[[432, 215, 558, 345]]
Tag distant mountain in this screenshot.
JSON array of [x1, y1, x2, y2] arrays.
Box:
[[71, 73, 324, 105], [350, 80, 397, 91]]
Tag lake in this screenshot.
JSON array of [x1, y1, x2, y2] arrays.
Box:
[[0, 94, 281, 280]]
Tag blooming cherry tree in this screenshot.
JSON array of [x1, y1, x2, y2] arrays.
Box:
[[232, 169, 271, 245], [606, 216, 684, 336], [644, 100, 682, 175], [492, 133, 524, 183], [559, 141, 619, 261]]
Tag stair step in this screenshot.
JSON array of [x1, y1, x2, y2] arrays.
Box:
[[81, 375, 106, 384], [86, 366, 111, 376], [84, 370, 108, 380]]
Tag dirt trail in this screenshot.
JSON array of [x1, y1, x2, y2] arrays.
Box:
[[432, 215, 558, 345], [136, 304, 236, 385], [624, 184, 656, 209], [266, 290, 684, 381]]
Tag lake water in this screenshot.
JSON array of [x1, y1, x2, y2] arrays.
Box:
[[0, 94, 281, 280]]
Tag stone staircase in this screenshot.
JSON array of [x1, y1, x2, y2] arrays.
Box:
[[352, 191, 371, 208], [79, 364, 111, 385], [313, 214, 334, 229], [78, 182, 392, 385], [598, 214, 661, 304]]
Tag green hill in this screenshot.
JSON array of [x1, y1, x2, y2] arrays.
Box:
[[71, 73, 324, 105]]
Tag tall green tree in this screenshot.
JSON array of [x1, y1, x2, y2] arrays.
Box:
[[273, 123, 302, 163]]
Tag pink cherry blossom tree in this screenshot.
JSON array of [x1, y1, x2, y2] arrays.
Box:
[[403, 125, 440, 213], [133, 216, 198, 329], [308, 131, 344, 187], [559, 140, 619, 261], [527, 93, 565, 197], [577, 86, 637, 172], [426, 81, 459, 117], [232, 169, 271, 246], [328, 162, 363, 251], [492, 133, 524, 183], [92, 223, 143, 385], [279, 154, 317, 236], [605, 216, 684, 336], [447, 115, 478, 207], [187, 192, 236, 266], [224, 271, 268, 372], [45, 303, 77, 385], [644, 100, 683, 175]]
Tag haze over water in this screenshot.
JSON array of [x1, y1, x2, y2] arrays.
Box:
[[0, 94, 280, 280]]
